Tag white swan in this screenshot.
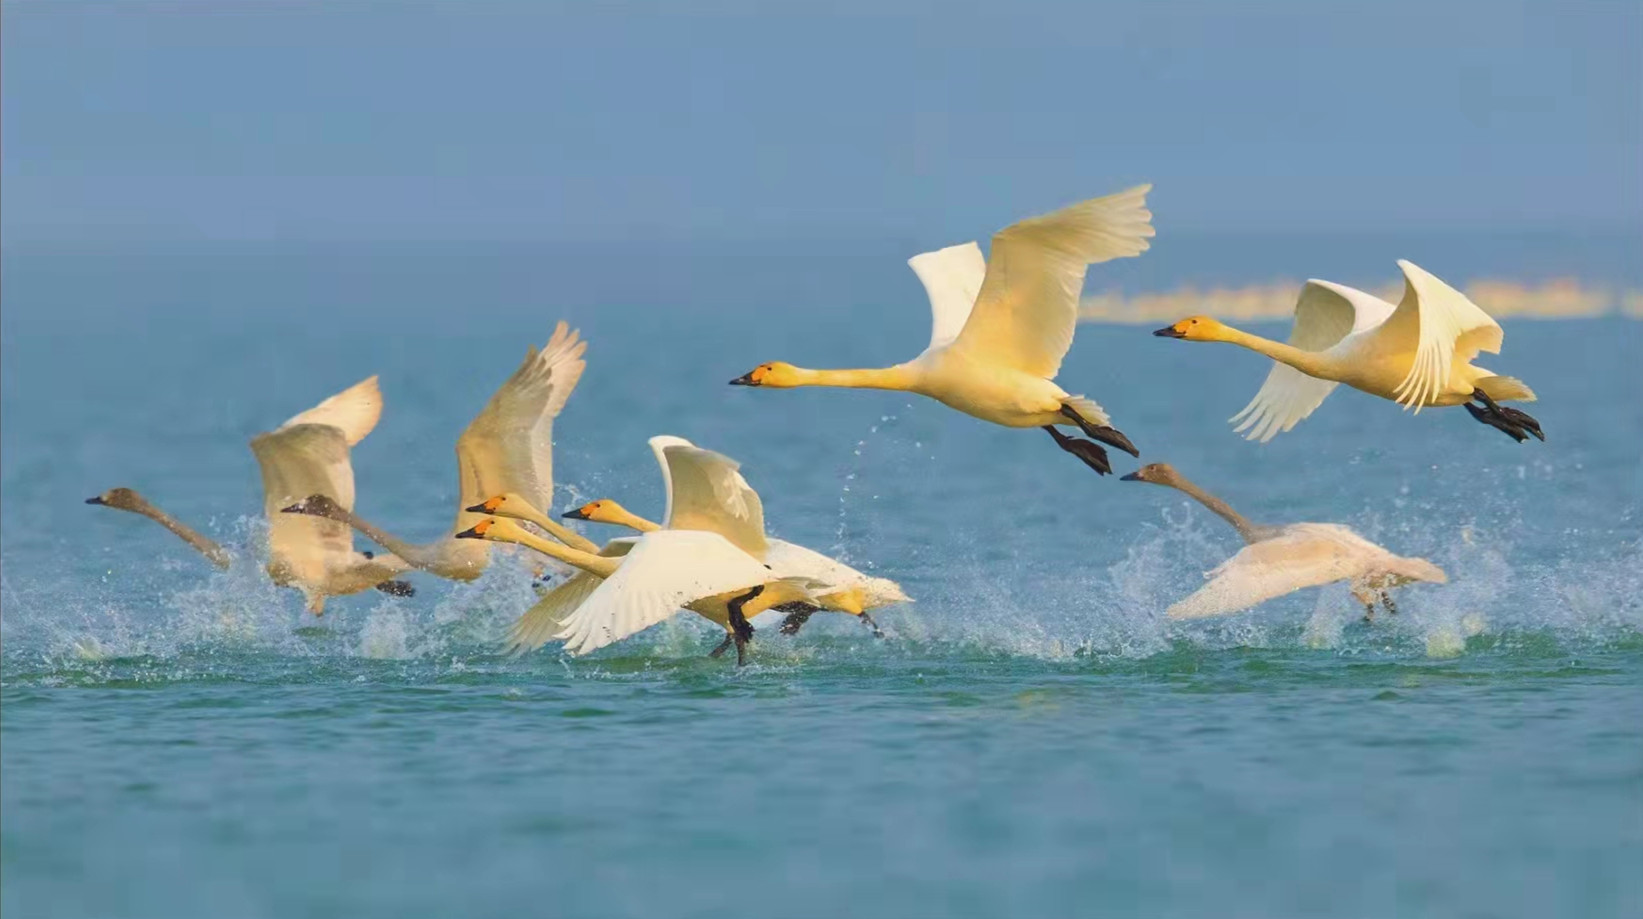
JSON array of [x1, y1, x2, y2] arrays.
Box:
[[1153, 260, 1543, 442], [282, 322, 592, 578], [559, 435, 910, 635], [456, 516, 819, 666], [731, 185, 1154, 474], [249, 376, 416, 614], [1121, 463, 1447, 620], [86, 488, 234, 571]]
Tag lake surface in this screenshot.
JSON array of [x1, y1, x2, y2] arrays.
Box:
[[3, 241, 1640, 918]]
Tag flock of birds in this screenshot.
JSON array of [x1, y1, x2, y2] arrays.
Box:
[[90, 185, 1542, 665]]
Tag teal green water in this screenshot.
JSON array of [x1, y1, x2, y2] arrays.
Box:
[[3, 243, 1640, 918]]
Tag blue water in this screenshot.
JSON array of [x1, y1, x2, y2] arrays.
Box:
[[3, 241, 1640, 918]]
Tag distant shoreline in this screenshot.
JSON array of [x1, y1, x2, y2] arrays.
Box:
[[1080, 279, 1643, 322]]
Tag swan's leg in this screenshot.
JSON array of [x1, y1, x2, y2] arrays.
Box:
[[775, 602, 817, 636], [1043, 426, 1113, 476], [1058, 405, 1140, 457], [1467, 389, 1544, 442], [707, 633, 735, 658], [859, 612, 885, 638], [1351, 583, 1376, 622], [1378, 590, 1397, 616], [726, 585, 763, 667]]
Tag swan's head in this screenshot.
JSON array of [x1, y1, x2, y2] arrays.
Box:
[[86, 487, 146, 511], [1153, 316, 1227, 341], [1119, 463, 1184, 486], [561, 499, 628, 524], [463, 492, 541, 522], [454, 516, 532, 545], [280, 494, 348, 521], [729, 361, 803, 388]]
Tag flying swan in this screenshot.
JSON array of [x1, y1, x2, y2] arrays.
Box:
[[730, 185, 1155, 475], [1121, 462, 1447, 620], [282, 322, 596, 579], [1153, 260, 1543, 442]]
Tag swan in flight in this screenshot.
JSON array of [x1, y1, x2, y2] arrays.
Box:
[[731, 185, 1154, 475], [86, 488, 234, 570], [88, 377, 416, 613], [1121, 462, 1446, 620], [282, 322, 592, 578], [455, 516, 819, 666], [1153, 260, 1543, 442], [554, 435, 910, 635]]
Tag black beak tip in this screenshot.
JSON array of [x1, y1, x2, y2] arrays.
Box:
[[463, 502, 487, 514], [728, 373, 756, 386], [1152, 326, 1183, 339], [561, 510, 587, 520], [85, 496, 104, 505], [279, 502, 304, 514], [1119, 471, 1142, 482], [454, 526, 481, 539]]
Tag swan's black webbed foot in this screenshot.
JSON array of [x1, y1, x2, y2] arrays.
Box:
[[775, 602, 816, 636], [1044, 426, 1112, 476], [1379, 590, 1398, 616], [374, 580, 416, 598], [726, 585, 762, 667], [1467, 389, 1544, 442], [1058, 405, 1140, 457], [860, 612, 885, 638], [708, 634, 735, 658]]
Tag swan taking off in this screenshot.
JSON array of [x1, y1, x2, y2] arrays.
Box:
[[730, 185, 1154, 475], [1154, 260, 1543, 443], [282, 322, 593, 579], [455, 516, 819, 666], [1121, 463, 1446, 620], [86, 488, 234, 570], [557, 435, 910, 636]]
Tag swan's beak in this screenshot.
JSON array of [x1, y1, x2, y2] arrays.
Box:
[[1119, 471, 1143, 482], [1152, 325, 1186, 339], [454, 524, 485, 539], [279, 502, 308, 515], [463, 501, 492, 514], [728, 371, 759, 386], [85, 496, 105, 505], [561, 508, 590, 520]]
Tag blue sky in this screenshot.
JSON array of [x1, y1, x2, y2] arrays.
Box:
[[3, 0, 1638, 242]]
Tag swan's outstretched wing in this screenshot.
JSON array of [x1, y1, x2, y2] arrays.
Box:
[[1385, 260, 1502, 413], [1231, 281, 1396, 442], [908, 241, 987, 357], [503, 538, 637, 654], [278, 375, 382, 447], [454, 322, 587, 532], [650, 435, 769, 559], [553, 530, 772, 655], [1166, 525, 1377, 620], [952, 185, 1153, 378], [250, 422, 358, 574]]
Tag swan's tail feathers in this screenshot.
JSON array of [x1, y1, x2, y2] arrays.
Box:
[[1060, 396, 1112, 428], [1474, 375, 1536, 404], [1391, 557, 1448, 586]]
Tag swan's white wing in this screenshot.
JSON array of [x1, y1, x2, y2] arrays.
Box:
[[454, 322, 587, 531], [1167, 526, 1376, 620], [278, 375, 382, 447], [952, 185, 1154, 378], [1385, 260, 1502, 413], [1230, 280, 1396, 442], [250, 422, 358, 574], [503, 538, 637, 654], [763, 538, 910, 607], [908, 241, 987, 356], [650, 436, 769, 559], [553, 530, 771, 655]]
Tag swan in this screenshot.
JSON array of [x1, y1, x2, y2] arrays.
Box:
[[88, 376, 416, 613], [455, 516, 819, 666], [1153, 260, 1543, 442], [1121, 462, 1447, 620], [86, 488, 234, 570], [556, 435, 910, 636], [731, 185, 1154, 475], [282, 322, 592, 579]]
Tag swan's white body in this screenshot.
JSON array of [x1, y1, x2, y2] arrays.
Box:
[[737, 186, 1155, 433], [249, 376, 412, 613], [1204, 261, 1534, 442], [305, 322, 589, 578]]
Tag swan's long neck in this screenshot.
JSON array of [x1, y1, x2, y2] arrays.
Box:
[[506, 505, 603, 554], [1163, 474, 1262, 544], [788, 365, 917, 391], [496, 529, 620, 579], [334, 508, 446, 571], [1216, 326, 1332, 378], [605, 506, 661, 533], [134, 501, 232, 570]]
